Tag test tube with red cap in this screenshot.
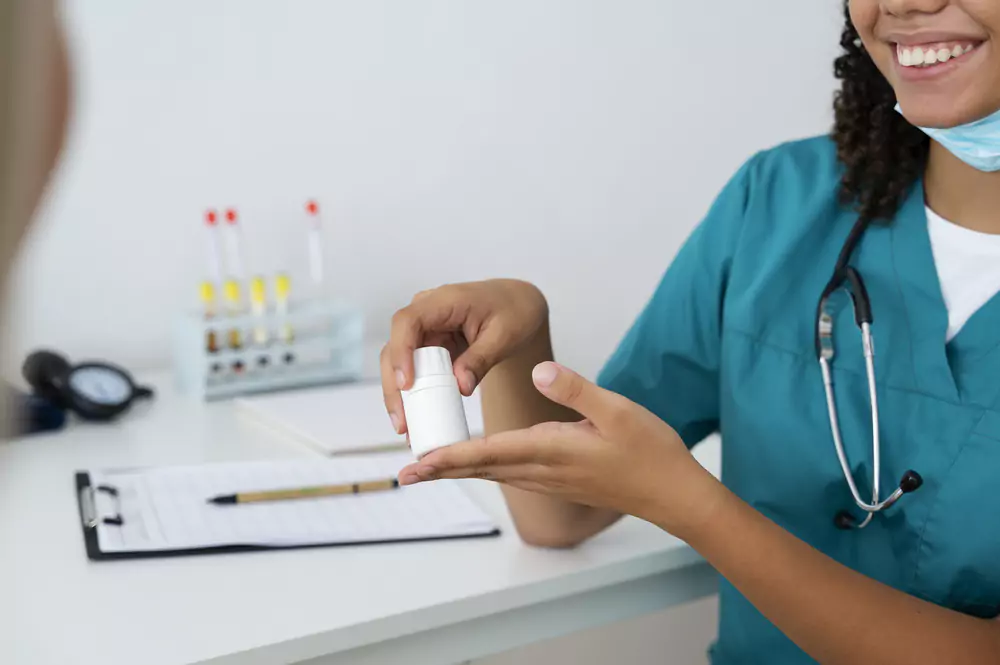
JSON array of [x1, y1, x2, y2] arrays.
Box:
[[223, 208, 247, 282], [201, 210, 222, 355], [204, 209, 224, 288], [305, 200, 324, 289], [222, 208, 245, 352]]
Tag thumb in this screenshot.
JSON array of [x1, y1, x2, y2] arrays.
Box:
[[531, 362, 622, 430]]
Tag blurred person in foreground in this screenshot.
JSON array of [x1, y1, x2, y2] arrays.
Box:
[[1, 0, 70, 413]]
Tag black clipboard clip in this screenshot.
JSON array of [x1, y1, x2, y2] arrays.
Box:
[[79, 483, 124, 528]]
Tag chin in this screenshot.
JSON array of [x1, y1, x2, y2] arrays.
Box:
[[897, 96, 996, 129]]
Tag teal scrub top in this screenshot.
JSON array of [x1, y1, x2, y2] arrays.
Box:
[[597, 136, 1000, 664]]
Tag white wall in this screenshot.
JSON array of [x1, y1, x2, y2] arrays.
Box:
[[6, 1, 842, 662], [7, 0, 841, 379]]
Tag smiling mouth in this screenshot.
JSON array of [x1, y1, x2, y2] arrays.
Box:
[[895, 41, 982, 68]]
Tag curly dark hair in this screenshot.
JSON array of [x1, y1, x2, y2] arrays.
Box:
[[832, 0, 929, 223]]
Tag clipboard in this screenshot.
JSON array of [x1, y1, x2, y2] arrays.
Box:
[[75, 453, 500, 561]]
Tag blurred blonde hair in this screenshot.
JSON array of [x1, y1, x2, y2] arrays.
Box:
[[0, 0, 18, 273], [0, 0, 69, 433], [0, 0, 68, 275], [0, 0, 17, 434]]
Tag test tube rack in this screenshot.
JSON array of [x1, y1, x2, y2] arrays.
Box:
[[173, 298, 364, 401]]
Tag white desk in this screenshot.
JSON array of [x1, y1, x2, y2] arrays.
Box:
[[0, 373, 719, 665]]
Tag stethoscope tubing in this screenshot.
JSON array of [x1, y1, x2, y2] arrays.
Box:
[[818, 216, 922, 530]]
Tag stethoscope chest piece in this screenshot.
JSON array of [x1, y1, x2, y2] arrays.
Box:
[[833, 469, 923, 530]]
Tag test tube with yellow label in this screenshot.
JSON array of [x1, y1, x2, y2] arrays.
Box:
[[275, 273, 294, 346], [223, 278, 243, 350], [200, 281, 220, 354], [250, 276, 268, 347]]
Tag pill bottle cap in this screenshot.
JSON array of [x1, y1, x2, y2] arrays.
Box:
[[413, 347, 454, 379]]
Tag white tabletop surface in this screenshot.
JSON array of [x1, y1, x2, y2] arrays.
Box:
[[0, 372, 719, 665]]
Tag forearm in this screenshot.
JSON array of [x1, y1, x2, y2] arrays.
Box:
[[665, 474, 1000, 664], [481, 322, 620, 546]]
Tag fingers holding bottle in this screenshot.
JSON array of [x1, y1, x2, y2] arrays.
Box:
[[381, 279, 549, 433]]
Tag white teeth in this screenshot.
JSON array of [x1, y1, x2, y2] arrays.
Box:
[[898, 43, 976, 67]]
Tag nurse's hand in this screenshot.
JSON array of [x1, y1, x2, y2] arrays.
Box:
[[382, 279, 549, 434], [397, 362, 723, 534]]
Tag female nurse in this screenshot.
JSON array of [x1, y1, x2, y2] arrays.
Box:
[[384, 1, 1000, 663]]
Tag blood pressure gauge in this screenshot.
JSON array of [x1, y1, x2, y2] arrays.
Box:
[[22, 350, 154, 422]]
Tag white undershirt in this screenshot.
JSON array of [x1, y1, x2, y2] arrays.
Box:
[[926, 206, 1000, 342]]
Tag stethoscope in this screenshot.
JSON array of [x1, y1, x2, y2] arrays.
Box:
[[815, 215, 924, 530]]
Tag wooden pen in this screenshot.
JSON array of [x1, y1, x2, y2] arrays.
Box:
[[207, 478, 401, 505]]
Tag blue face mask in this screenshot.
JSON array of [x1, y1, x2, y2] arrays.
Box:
[[896, 103, 1000, 172]]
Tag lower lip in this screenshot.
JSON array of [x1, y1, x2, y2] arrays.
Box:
[[894, 43, 985, 82]]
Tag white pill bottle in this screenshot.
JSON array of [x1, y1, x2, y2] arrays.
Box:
[[401, 347, 471, 459]]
